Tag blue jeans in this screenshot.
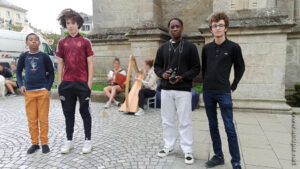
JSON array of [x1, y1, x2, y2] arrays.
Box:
[[203, 92, 240, 166]]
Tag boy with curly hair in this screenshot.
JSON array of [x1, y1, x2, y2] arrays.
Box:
[[56, 8, 94, 154]]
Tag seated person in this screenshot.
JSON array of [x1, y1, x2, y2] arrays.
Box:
[[104, 58, 126, 109], [6, 63, 18, 96], [134, 58, 157, 116], [0, 64, 17, 97]]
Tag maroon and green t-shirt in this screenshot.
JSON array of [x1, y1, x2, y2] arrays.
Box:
[[56, 34, 94, 82]]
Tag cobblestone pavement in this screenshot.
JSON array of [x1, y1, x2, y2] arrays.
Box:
[[0, 97, 174, 169], [1, 97, 300, 169]]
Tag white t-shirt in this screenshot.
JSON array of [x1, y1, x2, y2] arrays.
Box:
[[108, 70, 126, 78]]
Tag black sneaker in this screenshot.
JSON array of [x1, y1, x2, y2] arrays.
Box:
[[42, 144, 50, 154], [27, 145, 40, 154], [205, 155, 225, 168], [233, 165, 242, 169]]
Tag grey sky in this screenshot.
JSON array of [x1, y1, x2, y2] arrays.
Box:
[[7, 0, 93, 34]]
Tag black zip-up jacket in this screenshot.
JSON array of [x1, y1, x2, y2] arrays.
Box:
[[154, 40, 201, 92], [0, 68, 12, 79], [202, 39, 245, 93]]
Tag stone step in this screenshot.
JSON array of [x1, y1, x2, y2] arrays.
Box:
[[50, 89, 125, 103]]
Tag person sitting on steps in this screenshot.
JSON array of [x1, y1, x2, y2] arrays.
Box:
[[134, 58, 157, 116], [104, 58, 126, 109], [5, 63, 18, 97]]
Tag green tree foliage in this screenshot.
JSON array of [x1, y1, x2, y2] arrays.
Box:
[[28, 25, 62, 51], [8, 24, 23, 32], [39, 32, 61, 51], [64, 31, 87, 37]]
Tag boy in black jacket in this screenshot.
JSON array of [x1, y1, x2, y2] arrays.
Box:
[[154, 18, 200, 165], [202, 12, 245, 169], [0, 64, 12, 78]]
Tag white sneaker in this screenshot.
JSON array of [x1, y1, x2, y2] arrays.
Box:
[[185, 153, 194, 165], [135, 108, 145, 116], [61, 140, 74, 154], [113, 100, 121, 107], [82, 140, 92, 154], [157, 148, 174, 158], [104, 101, 111, 109]]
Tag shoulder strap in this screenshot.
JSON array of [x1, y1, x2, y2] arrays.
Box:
[[41, 52, 49, 72], [21, 51, 29, 69]]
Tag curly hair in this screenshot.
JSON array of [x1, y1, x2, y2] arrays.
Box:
[[209, 12, 229, 29], [57, 8, 84, 29]]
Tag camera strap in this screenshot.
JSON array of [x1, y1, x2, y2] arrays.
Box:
[[168, 39, 184, 73]]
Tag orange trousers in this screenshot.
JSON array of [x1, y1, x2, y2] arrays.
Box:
[[25, 90, 50, 145]]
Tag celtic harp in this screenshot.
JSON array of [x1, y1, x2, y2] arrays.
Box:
[[119, 55, 145, 113]]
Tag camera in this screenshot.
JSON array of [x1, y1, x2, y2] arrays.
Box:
[[168, 68, 177, 83]]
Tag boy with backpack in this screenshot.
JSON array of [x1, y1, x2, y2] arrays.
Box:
[[16, 33, 54, 154]]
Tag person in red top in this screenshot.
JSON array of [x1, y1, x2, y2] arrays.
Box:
[[56, 8, 94, 154]]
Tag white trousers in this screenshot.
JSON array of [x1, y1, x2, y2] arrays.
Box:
[[161, 89, 193, 153]]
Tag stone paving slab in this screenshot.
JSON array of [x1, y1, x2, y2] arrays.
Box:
[[0, 97, 300, 169]]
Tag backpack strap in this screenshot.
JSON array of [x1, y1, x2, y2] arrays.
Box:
[[21, 51, 29, 70], [41, 52, 49, 72]]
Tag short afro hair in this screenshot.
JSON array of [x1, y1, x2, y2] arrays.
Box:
[[168, 18, 183, 28], [57, 8, 84, 29]]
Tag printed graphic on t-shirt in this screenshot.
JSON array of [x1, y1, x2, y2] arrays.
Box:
[[56, 35, 94, 82], [28, 56, 39, 71]]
